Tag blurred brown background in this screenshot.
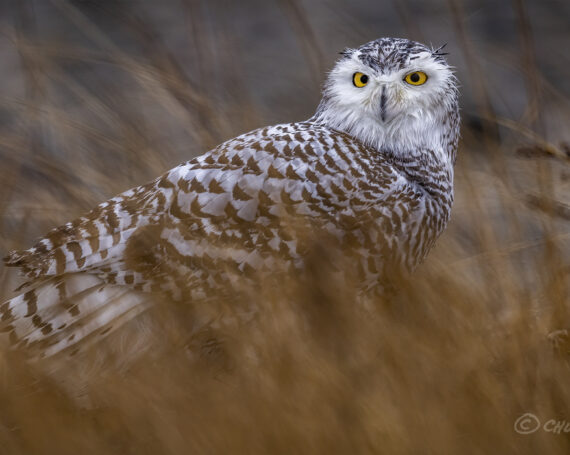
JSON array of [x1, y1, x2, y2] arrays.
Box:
[[0, 1, 569, 454]]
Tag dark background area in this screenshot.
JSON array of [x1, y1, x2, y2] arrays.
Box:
[[1, 0, 569, 244]]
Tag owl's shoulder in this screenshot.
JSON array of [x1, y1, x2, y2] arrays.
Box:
[[210, 121, 364, 156]]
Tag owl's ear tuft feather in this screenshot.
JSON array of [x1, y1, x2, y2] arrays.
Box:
[[338, 47, 355, 58], [432, 43, 449, 56]]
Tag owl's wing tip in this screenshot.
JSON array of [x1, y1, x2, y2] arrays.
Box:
[[3, 250, 25, 267]]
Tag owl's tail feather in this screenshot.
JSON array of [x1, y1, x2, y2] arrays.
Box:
[[0, 273, 152, 359]]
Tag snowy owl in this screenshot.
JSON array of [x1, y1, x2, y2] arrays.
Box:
[[2, 37, 459, 360]]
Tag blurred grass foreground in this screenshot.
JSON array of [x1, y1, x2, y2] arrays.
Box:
[[0, 0, 569, 454]]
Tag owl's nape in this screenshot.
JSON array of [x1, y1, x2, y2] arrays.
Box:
[[1, 37, 459, 364]]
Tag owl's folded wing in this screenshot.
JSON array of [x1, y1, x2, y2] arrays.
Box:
[[1, 123, 410, 358]]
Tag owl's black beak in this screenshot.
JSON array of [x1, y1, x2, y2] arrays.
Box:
[[379, 85, 387, 122]]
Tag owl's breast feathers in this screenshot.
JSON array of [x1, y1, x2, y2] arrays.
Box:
[[2, 121, 451, 357]]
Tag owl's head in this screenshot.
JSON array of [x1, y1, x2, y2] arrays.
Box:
[[314, 37, 459, 162]]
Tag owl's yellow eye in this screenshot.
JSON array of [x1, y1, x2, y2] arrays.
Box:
[[404, 71, 428, 86], [353, 72, 369, 88]]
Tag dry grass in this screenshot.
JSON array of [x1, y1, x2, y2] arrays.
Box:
[[0, 1, 569, 453]]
